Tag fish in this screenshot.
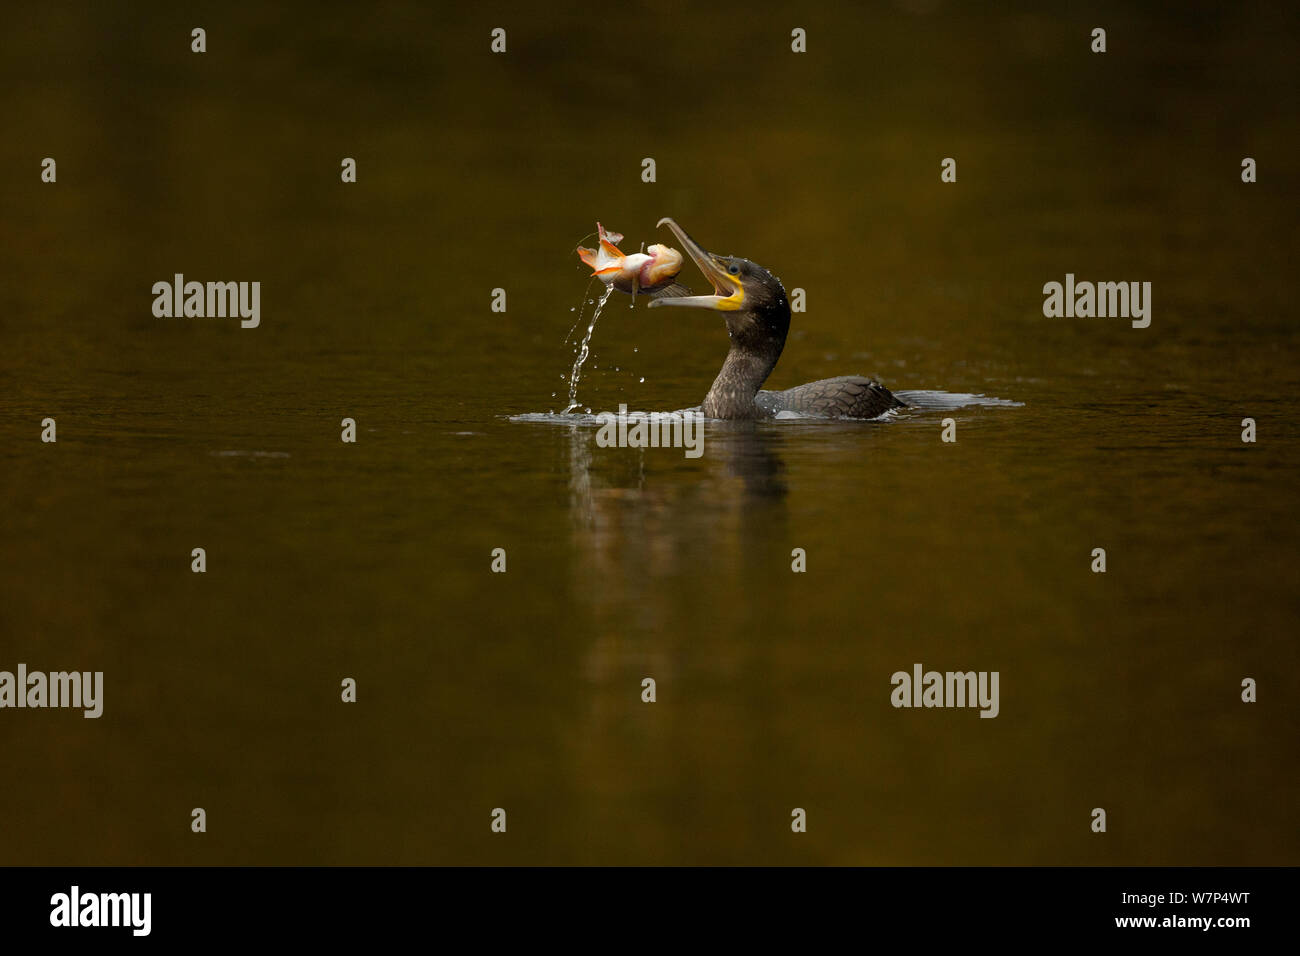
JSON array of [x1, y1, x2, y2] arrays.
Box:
[[576, 222, 684, 294]]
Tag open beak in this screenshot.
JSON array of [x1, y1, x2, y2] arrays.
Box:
[[647, 218, 745, 311]]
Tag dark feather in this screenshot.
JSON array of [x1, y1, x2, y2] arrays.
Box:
[[758, 376, 906, 419]]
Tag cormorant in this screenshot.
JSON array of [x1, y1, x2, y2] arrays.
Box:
[[647, 218, 905, 420]]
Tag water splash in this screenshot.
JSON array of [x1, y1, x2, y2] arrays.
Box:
[[562, 283, 614, 414], [893, 390, 1024, 410]]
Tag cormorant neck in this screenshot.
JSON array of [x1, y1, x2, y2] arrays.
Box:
[[703, 324, 786, 419]]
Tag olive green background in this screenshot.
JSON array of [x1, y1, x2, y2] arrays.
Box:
[[1, 1, 1297, 864]]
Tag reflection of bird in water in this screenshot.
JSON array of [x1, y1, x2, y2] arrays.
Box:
[[562, 422, 790, 847], [563, 422, 787, 604], [646, 218, 906, 421]]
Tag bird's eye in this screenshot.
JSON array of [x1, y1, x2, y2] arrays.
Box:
[[728, 263, 740, 275]]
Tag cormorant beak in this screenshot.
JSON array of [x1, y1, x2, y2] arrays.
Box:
[[647, 218, 745, 312]]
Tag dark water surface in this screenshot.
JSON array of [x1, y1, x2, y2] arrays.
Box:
[[2, 3, 1297, 864]]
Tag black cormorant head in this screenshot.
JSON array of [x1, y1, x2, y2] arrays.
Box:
[[648, 218, 790, 354]]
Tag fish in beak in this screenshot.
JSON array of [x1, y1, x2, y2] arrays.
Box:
[[646, 218, 746, 312], [576, 222, 683, 293]]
